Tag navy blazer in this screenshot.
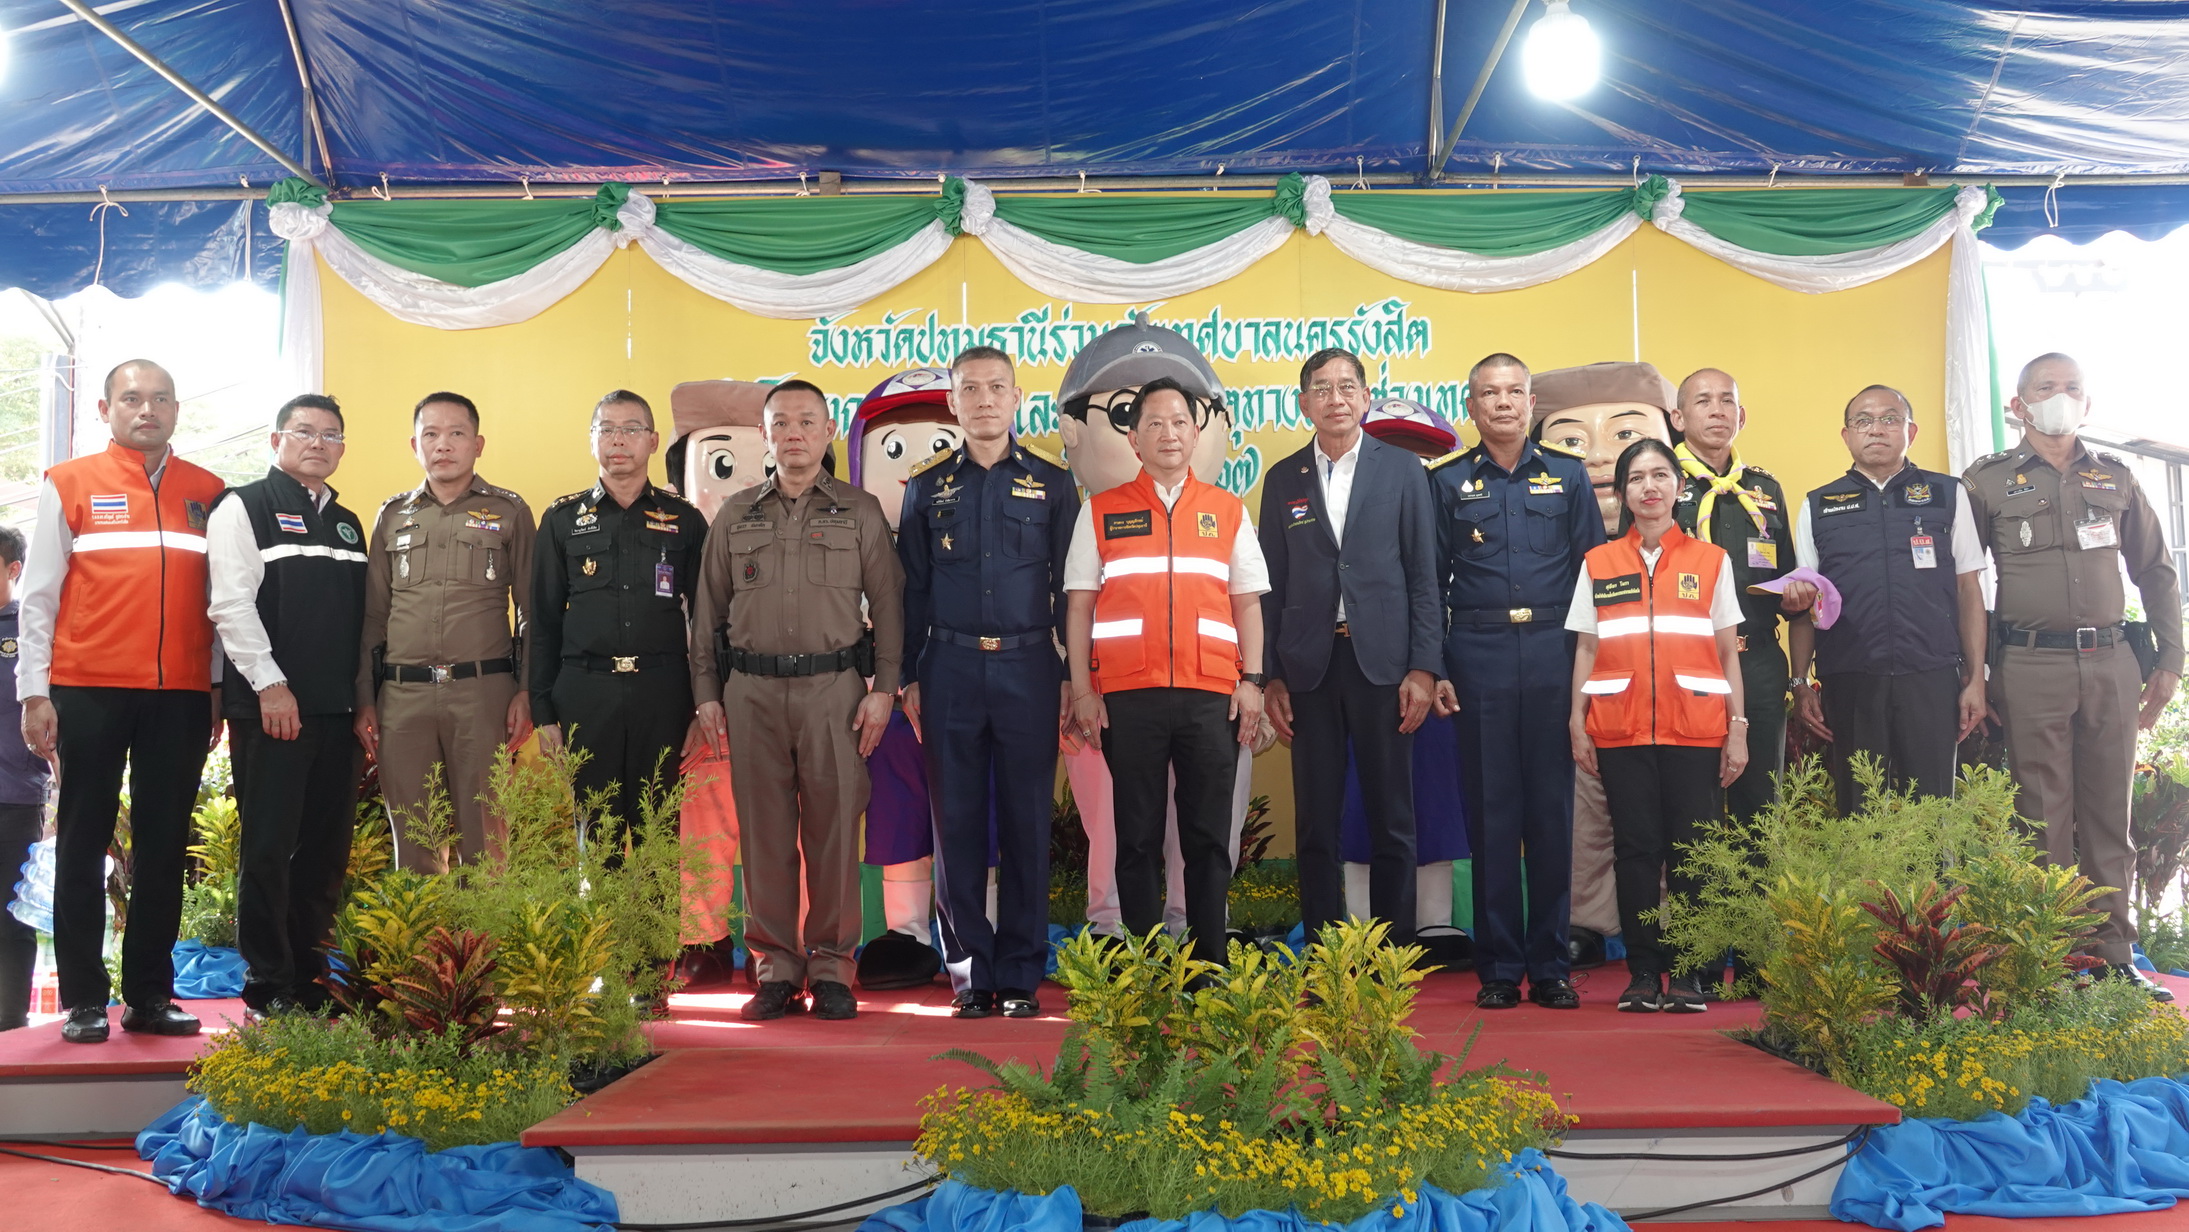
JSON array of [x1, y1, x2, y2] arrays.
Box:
[[1258, 433, 1444, 692]]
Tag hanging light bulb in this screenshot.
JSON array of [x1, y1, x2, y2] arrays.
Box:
[[1522, 0, 1600, 101]]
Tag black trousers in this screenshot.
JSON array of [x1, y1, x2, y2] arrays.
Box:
[[0, 803, 43, 1029], [1102, 687, 1236, 965], [553, 665, 692, 852], [1820, 666, 1960, 811], [1598, 744, 1722, 979], [1727, 645, 1788, 825], [235, 716, 360, 1009], [1291, 636, 1416, 946], [50, 686, 209, 1012]]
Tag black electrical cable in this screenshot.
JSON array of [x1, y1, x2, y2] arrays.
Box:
[[0, 1144, 169, 1182], [0, 1137, 142, 1151], [1617, 1126, 1870, 1223], [1545, 1122, 1865, 1163], [614, 1177, 937, 1232]]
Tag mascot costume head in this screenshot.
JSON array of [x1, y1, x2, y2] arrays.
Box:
[[667, 380, 773, 523], [1057, 313, 1231, 496], [848, 367, 965, 530], [1529, 361, 1676, 535]]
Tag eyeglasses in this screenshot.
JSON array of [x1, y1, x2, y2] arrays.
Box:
[[1083, 391, 1215, 434], [592, 424, 654, 442], [1849, 414, 1907, 431], [1306, 381, 1365, 400], [283, 428, 346, 445]]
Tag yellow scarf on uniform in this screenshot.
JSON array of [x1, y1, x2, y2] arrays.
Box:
[[1675, 441, 1766, 543]]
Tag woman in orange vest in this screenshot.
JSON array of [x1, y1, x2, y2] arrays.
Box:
[[1565, 439, 1747, 1014]]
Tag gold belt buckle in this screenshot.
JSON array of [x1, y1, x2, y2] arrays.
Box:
[[979, 636, 1001, 651], [1508, 607, 1533, 624], [430, 664, 453, 683], [613, 656, 639, 673]]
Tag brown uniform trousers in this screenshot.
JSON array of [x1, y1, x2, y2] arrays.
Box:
[[690, 474, 903, 988], [1967, 442, 2183, 964], [358, 478, 535, 873]]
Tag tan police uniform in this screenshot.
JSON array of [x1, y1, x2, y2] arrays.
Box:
[[1966, 442, 2183, 963], [690, 472, 903, 989], [358, 476, 535, 872]]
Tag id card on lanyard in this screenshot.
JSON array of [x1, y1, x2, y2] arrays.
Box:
[[1911, 518, 1937, 569]]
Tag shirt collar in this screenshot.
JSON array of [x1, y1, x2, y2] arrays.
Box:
[[1316, 432, 1365, 471]]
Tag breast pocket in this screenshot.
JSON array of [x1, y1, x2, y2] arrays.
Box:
[[1992, 496, 2057, 555], [454, 527, 501, 585], [728, 530, 774, 589], [1002, 500, 1052, 560], [804, 526, 861, 588], [2077, 487, 2129, 552], [1452, 505, 1501, 561], [1524, 494, 1568, 553], [564, 538, 611, 593], [927, 508, 966, 563]]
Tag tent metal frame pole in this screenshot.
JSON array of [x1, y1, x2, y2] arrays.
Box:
[[53, 0, 325, 188], [1434, 0, 1531, 182], [274, 0, 336, 180], [1426, 0, 1449, 180]]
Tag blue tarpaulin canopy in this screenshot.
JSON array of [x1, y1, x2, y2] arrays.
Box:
[[3, 0, 2186, 296]]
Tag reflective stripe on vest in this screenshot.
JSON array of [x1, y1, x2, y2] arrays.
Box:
[[72, 529, 209, 553], [261, 543, 369, 565], [1581, 525, 1730, 749]]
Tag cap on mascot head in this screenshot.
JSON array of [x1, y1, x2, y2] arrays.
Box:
[[849, 367, 960, 489], [1528, 361, 1676, 534], [667, 380, 771, 524], [1058, 311, 1227, 412], [1362, 397, 1458, 458]]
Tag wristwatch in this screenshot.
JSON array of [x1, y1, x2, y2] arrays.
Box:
[[1240, 672, 1269, 688]]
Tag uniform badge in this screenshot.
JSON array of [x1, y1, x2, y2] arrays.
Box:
[[1010, 482, 1045, 501], [89, 494, 128, 525], [1458, 478, 1489, 501], [1470, 528, 1485, 544], [644, 509, 681, 533], [1678, 572, 1700, 602], [276, 512, 308, 535], [1903, 483, 1933, 505], [2019, 520, 2033, 548], [2006, 474, 2036, 497], [932, 481, 961, 506], [184, 500, 208, 530], [1527, 472, 1564, 495], [1287, 497, 1313, 524], [941, 533, 954, 552], [1744, 487, 1778, 510], [582, 558, 598, 576], [1197, 512, 1219, 538], [337, 522, 360, 545], [575, 512, 599, 529], [742, 561, 758, 581], [0, 638, 16, 659], [465, 508, 504, 532], [2079, 468, 2118, 491]]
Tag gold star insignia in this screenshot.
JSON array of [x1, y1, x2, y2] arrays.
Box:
[[1471, 528, 1484, 544], [941, 533, 954, 551]]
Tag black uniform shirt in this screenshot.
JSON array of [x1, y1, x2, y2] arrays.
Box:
[[1673, 457, 1792, 651], [529, 481, 708, 725]]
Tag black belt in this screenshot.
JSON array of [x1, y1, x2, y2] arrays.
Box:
[[563, 653, 684, 674], [729, 645, 860, 677], [385, 658, 514, 684], [930, 628, 1048, 652], [1334, 621, 1350, 637], [1451, 605, 1568, 626], [1999, 624, 2126, 652]]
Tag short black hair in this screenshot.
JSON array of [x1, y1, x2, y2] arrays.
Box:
[[414, 391, 479, 429], [276, 393, 343, 432], [1843, 385, 1913, 423], [1468, 352, 1529, 387], [1300, 347, 1366, 391], [1123, 377, 1194, 432], [951, 346, 1013, 375], [594, 390, 654, 428], [0, 524, 24, 569], [103, 359, 171, 401], [764, 379, 828, 408]]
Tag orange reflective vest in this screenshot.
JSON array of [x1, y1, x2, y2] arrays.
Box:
[[48, 442, 226, 691], [1580, 524, 1730, 749], [1089, 471, 1244, 696]]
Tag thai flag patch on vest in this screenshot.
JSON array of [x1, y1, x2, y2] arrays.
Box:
[[276, 512, 308, 535], [89, 494, 128, 524]]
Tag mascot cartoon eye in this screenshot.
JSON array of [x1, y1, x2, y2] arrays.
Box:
[[927, 430, 957, 456], [708, 451, 736, 481], [884, 436, 907, 460]]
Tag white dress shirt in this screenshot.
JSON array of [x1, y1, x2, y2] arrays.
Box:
[[1316, 432, 1363, 620], [1063, 476, 1270, 595], [1564, 551, 1743, 635], [1792, 468, 1984, 574], [207, 483, 335, 692]]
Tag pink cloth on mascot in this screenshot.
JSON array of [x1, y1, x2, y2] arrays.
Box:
[[678, 747, 740, 945], [1747, 566, 1842, 629]]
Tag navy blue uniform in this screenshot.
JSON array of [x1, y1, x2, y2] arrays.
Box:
[[898, 442, 1078, 995], [1431, 440, 1602, 987]]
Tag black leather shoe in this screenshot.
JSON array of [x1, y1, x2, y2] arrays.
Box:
[[1528, 978, 1581, 1009], [1567, 927, 1607, 971], [809, 980, 858, 1020], [1475, 980, 1522, 1010], [122, 1002, 202, 1036], [741, 981, 807, 1021], [60, 1005, 109, 1043], [953, 990, 994, 1019], [2114, 964, 2177, 1003], [998, 988, 1041, 1018]]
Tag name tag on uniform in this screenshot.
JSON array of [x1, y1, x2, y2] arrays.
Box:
[[1748, 538, 1777, 570], [394, 533, 413, 550], [276, 512, 308, 535], [811, 516, 855, 528], [2076, 514, 2119, 551], [1818, 491, 1866, 517], [1592, 573, 1642, 607], [1103, 510, 1153, 539], [2006, 473, 2036, 497], [655, 561, 676, 597], [1910, 534, 1937, 569]]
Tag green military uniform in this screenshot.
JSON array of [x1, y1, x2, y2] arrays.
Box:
[[690, 472, 903, 992], [530, 481, 709, 846], [359, 476, 535, 872], [1966, 442, 2184, 964]]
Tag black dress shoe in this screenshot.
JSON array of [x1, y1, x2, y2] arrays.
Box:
[[953, 990, 994, 1019], [809, 980, 858, 1020], [122, 1002, 202, 1036], [1567, 927, 1607, 971], [741, 981, 807, 1021], [60, 1005, 109, 1043], [998, 988, 1041, 1018], [1475, 980, 1522, 1010], [2114, 964, 2177, 1003], [1528, 978, 1580, 1009]]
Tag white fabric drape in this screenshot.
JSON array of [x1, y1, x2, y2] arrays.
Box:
[[1301, 175, 1644, 293], [959, 181, 1295, 303], [1942, 223, 1994, 475], [616, 192, 955, 319], [267, 201, 328, 393], [1649, 182, 1989, 295]]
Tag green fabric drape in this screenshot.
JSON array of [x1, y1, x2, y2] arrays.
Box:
[[991, 190, 1283, 264], [1328, 181, 1659, 257], [651, 195, 947, 275], [326, 192, 611, 287], [1676, 186, 1989, 256]]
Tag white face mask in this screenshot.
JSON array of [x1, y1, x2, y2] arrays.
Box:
[[2022, 392, 2086, 437]]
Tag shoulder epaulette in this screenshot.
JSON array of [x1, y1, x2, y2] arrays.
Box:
[[2095, 450, 2125, 467], [546, 491, 588, 511], [1740, 462, 1774, 478], [485, 484, 528, 506], [1969, 449, 2014, 469], [1538, 439, 1584, 459], [377, 491, 409, 510], [1018, 442, 1066, 471], [1426, 448, 1468, 471], [907, 448, 954, 479]]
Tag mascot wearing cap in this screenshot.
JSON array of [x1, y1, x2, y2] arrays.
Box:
[[1529, 362, 1676, 970], [1057, 314, 1272, 937], [847, 368, 972, 990], [1335, 398, 1471, 967]]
